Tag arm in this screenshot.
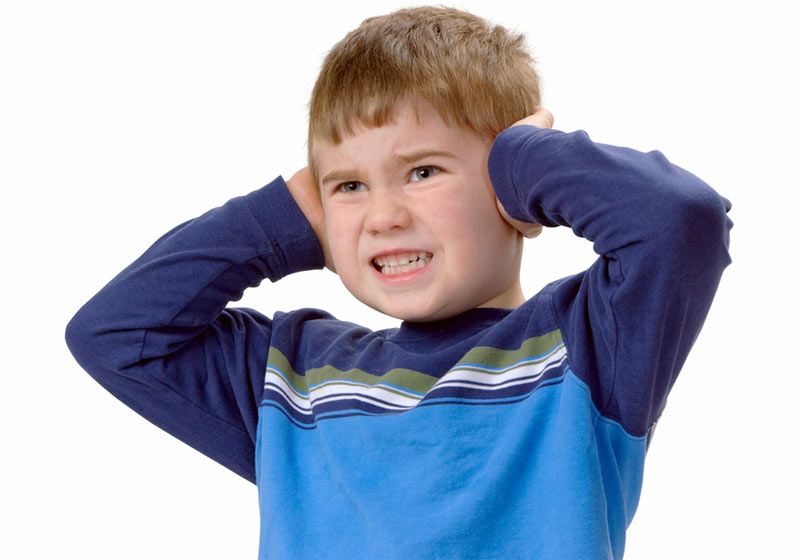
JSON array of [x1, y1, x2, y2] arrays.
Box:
[[488, 120, 733, 439], [64, 177, 325, 483]]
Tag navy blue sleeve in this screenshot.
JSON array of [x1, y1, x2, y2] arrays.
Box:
[[488, 125, 733, 438], [64, 176, 325, 483]]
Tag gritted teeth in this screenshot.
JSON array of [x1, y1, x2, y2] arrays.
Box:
[[370, 251, 434, 275], [371, 251, 433, 267]]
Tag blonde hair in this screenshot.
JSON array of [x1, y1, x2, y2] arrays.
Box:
[[306, 4, 542, 185]]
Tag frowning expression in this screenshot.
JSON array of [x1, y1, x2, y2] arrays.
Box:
[[314, 98, 524, 322]]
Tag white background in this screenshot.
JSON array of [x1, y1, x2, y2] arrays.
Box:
[[2, 1, 797, 558]]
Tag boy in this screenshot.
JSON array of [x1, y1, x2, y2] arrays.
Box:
[[65, 5, 733, 559]]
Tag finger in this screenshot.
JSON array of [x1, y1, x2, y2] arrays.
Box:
[[509, 108, 554, 130], [523, 224, 543, 239], [533, 107, 554, 129], [495, 196, 507, 219]]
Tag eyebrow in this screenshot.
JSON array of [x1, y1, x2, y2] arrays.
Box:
[[321, 149, 458, 185]]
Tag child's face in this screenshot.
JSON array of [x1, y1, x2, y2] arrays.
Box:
[[315, 99, 524, 322]]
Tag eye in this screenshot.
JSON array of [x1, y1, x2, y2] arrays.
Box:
[[335, 181, 366, 194], [410, 165, 441, 182]]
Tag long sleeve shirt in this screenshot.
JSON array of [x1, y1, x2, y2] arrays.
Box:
[[65, 124, 733, 559]]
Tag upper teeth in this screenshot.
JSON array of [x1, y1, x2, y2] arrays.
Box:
[[373, 251, 432, 267]]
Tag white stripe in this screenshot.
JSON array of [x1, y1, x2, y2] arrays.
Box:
[[266, 370, 421, 411], [434, 357, 567, 393], [433, 346, 567, 387], [265, 377, 417, 414], [313, 378, 422, 399], [309, 392, 413, 411], [310, 380, 421, 408], [264, 343, 567, 412]]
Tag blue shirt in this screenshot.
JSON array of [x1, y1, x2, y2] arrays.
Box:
[[66, 124, 733, 559]]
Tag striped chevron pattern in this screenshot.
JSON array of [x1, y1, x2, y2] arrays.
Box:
[[261, 329, 569, 429]]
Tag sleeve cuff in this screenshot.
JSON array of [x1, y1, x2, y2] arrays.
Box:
[[487, 124, 554, 223], [242, 175, 325, 276]]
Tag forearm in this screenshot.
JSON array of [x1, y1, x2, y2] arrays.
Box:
[[64, 176, 324, 481], [66, 176, 323, 371], [488, 124, 732, 257], [488, 124, 733, 435]]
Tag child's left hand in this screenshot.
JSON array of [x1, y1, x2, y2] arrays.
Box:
[[496, 199, 543, 239], [510, 107, 554, 130], [494, 107, 555, 239]]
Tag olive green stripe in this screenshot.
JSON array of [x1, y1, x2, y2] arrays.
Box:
[[458, 329, 564, 369], [267, 349, 439, 394], [266, 328, 563, 394]]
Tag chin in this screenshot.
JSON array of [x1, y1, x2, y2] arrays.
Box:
[[362, 295, 448, 323]]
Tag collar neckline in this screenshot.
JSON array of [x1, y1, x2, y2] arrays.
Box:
[[396, 306, 513, 340]]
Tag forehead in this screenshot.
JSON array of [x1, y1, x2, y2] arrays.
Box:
[[314, 100, 482, 178]]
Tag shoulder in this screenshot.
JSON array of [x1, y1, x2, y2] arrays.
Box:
[[505, 280, 573, 341], [269, 306, 378, 365], [270, 307, 374, 343]]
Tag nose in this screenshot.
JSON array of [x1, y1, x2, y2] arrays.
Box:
[[364, 188, 411, 234]]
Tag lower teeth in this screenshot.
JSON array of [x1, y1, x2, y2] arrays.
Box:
[[381, 258, 428, 275]]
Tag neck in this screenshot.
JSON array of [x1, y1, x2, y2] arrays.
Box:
[[477, 280, 525, 310]]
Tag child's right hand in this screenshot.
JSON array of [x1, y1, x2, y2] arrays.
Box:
[[285, 167, 336, 273], [494, 106, 554, 239]]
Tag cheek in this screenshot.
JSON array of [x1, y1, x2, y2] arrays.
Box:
[[433, 190, 504, 239], [324, 209, 359, 260], [436, 195, 513, 266]]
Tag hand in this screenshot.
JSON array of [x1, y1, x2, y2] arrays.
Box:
[[496, 199, 543, 239], [494, 106, 555, 239], [509, 106, 555, 130], [285, 167, 336, 273]]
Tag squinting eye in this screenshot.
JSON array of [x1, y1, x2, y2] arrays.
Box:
[[336, 181, 365, 194], [410, 165, 440, 182]]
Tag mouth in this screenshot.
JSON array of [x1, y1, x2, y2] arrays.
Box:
[[370, 250, 434, 276]]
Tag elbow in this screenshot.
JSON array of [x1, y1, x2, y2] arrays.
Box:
[[665, 185, 734, 281], [646, 149, 733, 258], [686, 185, 732, 253], [65, 300, 143, 378], [65, 304, 102, 374]]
